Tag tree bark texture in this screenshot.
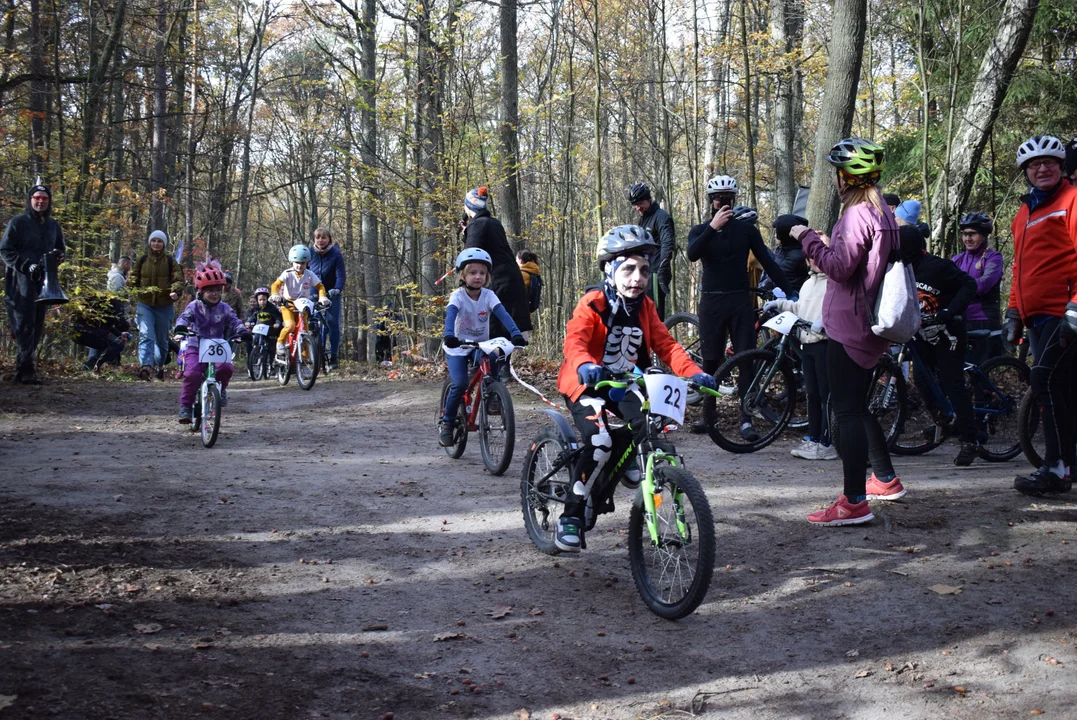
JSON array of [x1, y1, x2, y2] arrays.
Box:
[[499, 0, 521, 247]]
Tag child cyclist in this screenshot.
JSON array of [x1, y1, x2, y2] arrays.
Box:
[[269, 245, 331, 362], [174, 260, 251, 423], [440, 248, 528, 446], [245, 286, 283, 378], [554, 225, 716, 552]]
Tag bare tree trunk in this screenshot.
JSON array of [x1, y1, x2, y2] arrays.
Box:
[[185, 0, 199, 259], [805, 0, 867, 230], [499, 0, 521, 247], [739, 0, 756, 209], [417, 0, 442, 298], [236, 0, 270, 288], [591, 0, 603, 238], [769, 0, 799, 214], [28, 0, 46, 178], [915, 0, 931, 227], [150, 0, 168, 231], [929, 0, 1039, 249]]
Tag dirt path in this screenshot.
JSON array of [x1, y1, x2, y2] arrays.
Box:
[[1, 374, 1075, 719]]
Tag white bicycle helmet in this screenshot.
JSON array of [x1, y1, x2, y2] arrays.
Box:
[[289, 244, 312, 262], [1016, 135, 1065, 168], [455, 247, 492, 271], [596, 224, 656, 265], [706, 175, 738, 195]]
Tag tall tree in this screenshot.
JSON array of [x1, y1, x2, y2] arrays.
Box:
[[150, 0, 169, 231], [770, 0, 802, 214], [499, 0, 521, 247]]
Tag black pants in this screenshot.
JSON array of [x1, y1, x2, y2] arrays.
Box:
[[828, 341, 895, 499], [5, 295, 47, 377], [800, 340, 830, 444], [563, 387, 646, 521], [699, 292, 756, 424], [74, 329, 125, 369], [1027, 316, 1077, 469], [914, 328, 976, 443]]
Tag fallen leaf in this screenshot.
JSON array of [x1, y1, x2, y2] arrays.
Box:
[[135, 623, 162, 635], [0, 696, 15, 710], [413, 672, 434, 679], [845, 649, 860, 657], [855, 670, 872, 678], [930, 584, 963, 595], [433, 632, 464, 642], [1031, 710, 1045, 715], [516, 709, 530, 720], [124, 584, 141, 594], [193, 641, 214, 649], [528, 607, 544, 616], [143, 643, 162, 650], [953, 685, 967, 694], [486, 605, 513, 619], [362, 624, 389, 632]]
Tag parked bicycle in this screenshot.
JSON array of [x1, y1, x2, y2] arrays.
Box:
[[520, 370, 718, 620], [273, 298, 320, 390], [175, 329, 240, 448], [437, 337, 519, 475]]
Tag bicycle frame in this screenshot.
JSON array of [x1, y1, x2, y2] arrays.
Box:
[[460, 351, 499, 432], [279, 299, 314, 367], [896, 341, 1012, 425]]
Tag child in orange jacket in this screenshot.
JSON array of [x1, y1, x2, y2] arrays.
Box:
[[553, 225, 715, 552]]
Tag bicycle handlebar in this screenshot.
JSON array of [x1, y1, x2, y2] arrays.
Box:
[[593, 373, 721, 397]]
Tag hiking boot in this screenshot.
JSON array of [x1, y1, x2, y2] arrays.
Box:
[[16, 373, 42, 385], [155, 367, 164, 381], [555, 516, 583, 552], [865, 473, 906, 501], [807, 494, 874, 526], [219, 390, 228, 407], [739, 422, 759, 442], [1014, 467, 1072, 497], [178, 407, 193, 424], [954, 442, 979, 467], [327, 355, 338, 371], [139, 365, 153, 381], [439, 421, 456, 447]]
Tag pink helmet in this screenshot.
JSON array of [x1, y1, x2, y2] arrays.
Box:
[[195, 265, 227, 290]]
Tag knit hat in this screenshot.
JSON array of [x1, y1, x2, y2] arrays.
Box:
[[148, 230, 168, 246], [898, 225, 925, 264], [26, 184, 52, 216], [882, 193, 900, 207], [773, 214, 809, 246], [464, 186, 489, 213], [894, 200, 921, 225]]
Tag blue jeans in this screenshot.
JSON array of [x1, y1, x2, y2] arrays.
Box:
[[137, 303, 174, 368], [442, 352, 475, 423], [323, 294, 342, 357]]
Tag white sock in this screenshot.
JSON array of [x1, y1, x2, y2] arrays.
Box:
[[1050, 460, 1069, 478]]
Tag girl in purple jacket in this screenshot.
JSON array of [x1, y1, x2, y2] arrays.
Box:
[[951, 212, 1004, 364], [174, 260, 250, 424], [790, 138, 904, 527]]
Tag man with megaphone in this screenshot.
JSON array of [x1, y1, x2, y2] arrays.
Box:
[[1, 184, 67, 384]]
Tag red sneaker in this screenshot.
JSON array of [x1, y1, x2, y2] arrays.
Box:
[[866, 473, 906, 501], [808, 494, 874, 526]]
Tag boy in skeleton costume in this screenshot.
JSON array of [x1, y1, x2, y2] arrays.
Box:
[[553, 225, 716, 552]]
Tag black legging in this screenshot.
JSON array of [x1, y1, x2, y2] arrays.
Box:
[[828, 341, 895, 498], [800, 340, 830, 444], [913, 327, 976, 443], [699, 291, 756, 424], [1027, 316, 1077, 470]]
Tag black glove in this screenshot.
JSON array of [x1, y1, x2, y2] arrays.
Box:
[[935, 307, 954, 326], [240, 331, 253, 342], [511, 334, 528, 347], [1061, 302, 1077, 347], [443, 335, 461, 349], [1004, 308, 1023, 345], [174, 325, 189, 335], [27, 264, 43, 282]]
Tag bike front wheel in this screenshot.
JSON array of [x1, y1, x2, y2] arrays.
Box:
[[296, 333, 319, 390], [972, 356, 1029, 462], [628, 466, 715, 620], [890, 362, 944, 456], [201, 384, 221, 448], [520, 427, 574, 555], [479, 380, 515, 475], [707, 348, 795, 453]]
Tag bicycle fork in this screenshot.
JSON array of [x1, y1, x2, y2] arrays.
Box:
[[641, 451, 688, 547]]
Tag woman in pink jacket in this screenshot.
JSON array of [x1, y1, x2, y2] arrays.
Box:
[[790, 138, 904, 526]]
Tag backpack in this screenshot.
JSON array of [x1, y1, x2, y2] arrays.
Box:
[[870, 246, 921, 343], [527, 272, 543, 313]]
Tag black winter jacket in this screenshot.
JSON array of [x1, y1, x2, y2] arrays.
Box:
[[0, 186, 66, 303], [760, 242, 809, 294], [637, 204, 675, 297], [463, 210, 532, 332]]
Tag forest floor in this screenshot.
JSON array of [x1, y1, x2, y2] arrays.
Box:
[[1, 367, 1075, 720]]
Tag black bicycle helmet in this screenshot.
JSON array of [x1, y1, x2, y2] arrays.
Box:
[[626, 182, 652, 204], [958, 212, 993, 236]]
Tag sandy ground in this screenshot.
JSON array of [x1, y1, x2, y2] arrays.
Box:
[[1, 370, 1075, 720]]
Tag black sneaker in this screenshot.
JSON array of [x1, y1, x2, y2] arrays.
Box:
[[439, 422, 455, 447], [327, 355, 338, 371], [555, 516, 583, 553], [155, 367, 165, 381], [178, 407, 193, 424], [1014, 467, 1072, 497], [219, 390, 228, 407], [690, 420, 708, 434], [954, 442, 979, 467], [739, 422, 759, 442]]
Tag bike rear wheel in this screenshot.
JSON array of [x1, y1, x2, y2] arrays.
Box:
[[890, 362, 944, 456], [1018, 387, 1045, 468], [520, 427, 574, 555], [829, 355, 907, 454], [296, 332, 319, 390], [707, 348, 795, 453], [276, 344, 292, 385], [438, 379, 469, 458], [479, 380, 515, 475], [201, 384, 221, 448], [628, 466, 715, 620], [972, 356, 1029, 461]]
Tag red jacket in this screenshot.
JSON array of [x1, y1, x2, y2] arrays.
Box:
[[1008, 182, 1077, 320], [557, 289, 702, 401]]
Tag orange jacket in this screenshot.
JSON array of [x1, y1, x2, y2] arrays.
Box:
[[557, 289, 703, 401], [1009, 182, 1077, 320]]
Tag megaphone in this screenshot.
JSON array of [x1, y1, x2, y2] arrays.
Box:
[[36, 249, 68, 305]]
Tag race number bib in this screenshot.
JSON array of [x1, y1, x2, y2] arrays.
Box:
[[198, 338, 232, 364], [644, 374, 687, 425], [762, 311, 800, 336], [252, 323, 270, 336]]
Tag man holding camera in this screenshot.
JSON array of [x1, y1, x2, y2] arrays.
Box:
[[1, 184, 66, 384], [687, 175, 794, 438]]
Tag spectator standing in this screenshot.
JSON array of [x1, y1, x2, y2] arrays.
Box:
[[130, 229, 183, 380], [951, 212, 1004, 364], [462, 187, 532, 338], [627, 183, 675, 319], [307, 227, 346, 370]]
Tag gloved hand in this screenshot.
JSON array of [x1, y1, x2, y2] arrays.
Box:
[[771, 287, 786, 299], [577, 362, 606, 387], [270, 294, 282, 304], [27, 264, 42, 282], [690, 372, 717, 390], [174, 324, 189, 335], [788, 293, 799, 303], [318, 297, 332, 308], [328, 288, 341, 297], [810, 318, 824, 334], [443, 335, 461, 349], [1061, 301, 1077, 347], [1004, 308, 1023, 345], [240, 331, 253, 342], [762, 300, 780, 313], [511, 334, 528, 347], [935, 307, 954, 326]]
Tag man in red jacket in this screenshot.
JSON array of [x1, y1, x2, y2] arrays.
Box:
[[1005, 135, 1077, 496], [553, 225, 715, 552]]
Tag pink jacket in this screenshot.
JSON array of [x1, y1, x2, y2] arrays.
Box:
[[800, 202, 898, 369]]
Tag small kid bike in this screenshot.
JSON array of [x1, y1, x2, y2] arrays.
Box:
[[176, 330, 239, 448], [274, 298, 320, 390], [520, 370, 718, 620], [438, 337, 520, 475]]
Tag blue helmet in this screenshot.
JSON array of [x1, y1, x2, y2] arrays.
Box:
[[288, 245, 312, 263]]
